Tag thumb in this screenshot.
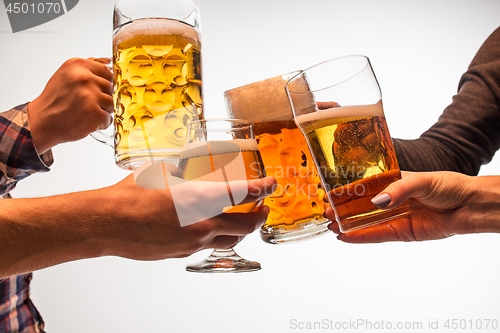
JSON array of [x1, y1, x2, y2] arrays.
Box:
[[230, 176, 278, 205], [370, 172, 429, 209], [371, 171, 471, 211]]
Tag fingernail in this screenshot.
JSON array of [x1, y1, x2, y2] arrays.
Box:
[[259, 205, 270, 214], [371, 193, 391, 207]]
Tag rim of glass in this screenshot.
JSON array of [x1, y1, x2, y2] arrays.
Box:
[[113, 0, 201, 32], [285, 54, 370, 95], [187, 118, 253, 132], [224, 70, 302, 94]]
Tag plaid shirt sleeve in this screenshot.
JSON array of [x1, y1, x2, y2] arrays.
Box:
[[0, 103, 50, 332], [0, 103, 54, 195]]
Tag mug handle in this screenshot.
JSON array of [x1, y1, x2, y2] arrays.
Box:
[[90, 128, 114, 147], [90, 61, 114, 148]]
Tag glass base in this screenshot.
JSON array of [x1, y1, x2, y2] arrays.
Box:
[[115, 150, 181, 170], [339, 204, 411, 233], [186, 249, 261, 273], [260, 217, 330, 244]]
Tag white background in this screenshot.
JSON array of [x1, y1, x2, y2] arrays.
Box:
[[1, 0, 500, 332]]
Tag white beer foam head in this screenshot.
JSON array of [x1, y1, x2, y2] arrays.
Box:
[[113, 18, 201, 45], [295, 100, 384, 124], [225, 73, 312, 122], [181, 139, 259, 159]]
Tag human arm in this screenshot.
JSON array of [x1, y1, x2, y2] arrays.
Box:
[[28, 57, 113, 154], [0, 174, 277, 279], [0, 58, 113, 195], [325, 171, 500, 243], [393, 26, 500, 175], [0, 104, 54, 194]]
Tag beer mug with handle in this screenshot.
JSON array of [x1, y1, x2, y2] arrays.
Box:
[[91, 0, 203, 169], [225, 73, 330, 244]]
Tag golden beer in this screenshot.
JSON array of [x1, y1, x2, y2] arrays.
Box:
[[253, 122, 327, 225], [179, 139, 266, 213], [225, 74, 329, 243], [113, 18, 203, 169], [296, 101, 410, 232]]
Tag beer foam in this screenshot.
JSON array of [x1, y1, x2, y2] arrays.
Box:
[[113, 18, 201, 45], [225, 73, 312, 122], [181, 139, 259, 159], [295, 100, 384, 124]]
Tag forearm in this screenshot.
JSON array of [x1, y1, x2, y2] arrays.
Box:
[[463, 176, 500, 234], [0, 172, 277, 278], [394, 137, 480, 175], [0, 189, 113, 279], [394, 27, 500, 175]]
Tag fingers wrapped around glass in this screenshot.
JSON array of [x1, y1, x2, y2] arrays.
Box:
[[180, 119, 266, 273]]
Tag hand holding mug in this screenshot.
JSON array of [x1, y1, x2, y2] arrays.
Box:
[[28, 57, 113, 154]]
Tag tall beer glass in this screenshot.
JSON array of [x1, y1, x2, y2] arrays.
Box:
[[92, 0, 203, 169], [225, 74, 329, 244], [286, 55, 410, 233], [181, 119, 266, 273]]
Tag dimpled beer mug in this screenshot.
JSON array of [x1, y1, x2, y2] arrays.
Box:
[[286, 55, 410, 233], [92, 0, 203, 169], [225, 73, 330, 244]]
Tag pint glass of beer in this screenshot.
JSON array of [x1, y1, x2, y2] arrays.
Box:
[[92, 0, 203, 169], [181, 119, 266, 273], [286, 55, 410, 233], [225, 74, 329, 244]]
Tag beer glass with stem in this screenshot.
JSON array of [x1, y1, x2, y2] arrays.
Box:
[[225, 73, 329, 244], [286, 55, 410, 233], [180, 119, 266, 273]]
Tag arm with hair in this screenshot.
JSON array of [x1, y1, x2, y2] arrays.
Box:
[[0, 174, 276, 279]]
